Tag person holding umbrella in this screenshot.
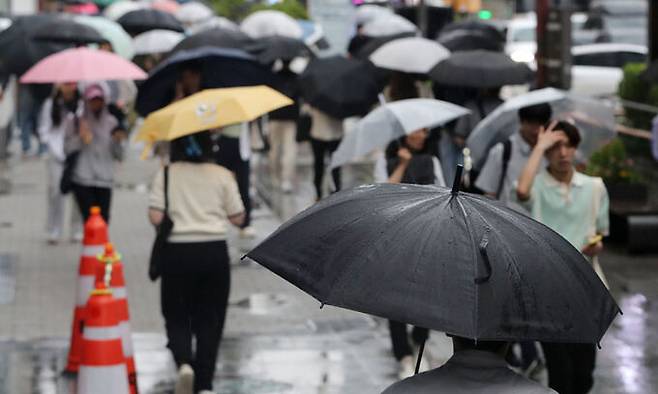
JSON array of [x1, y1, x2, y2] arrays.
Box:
[[148, 131, 245, 394], [517, 120, 610, 394], [38, 82, 83, 244], [308, 105, 344, 200], [383, 336, 556, 393], [64, 84, 126, 222]]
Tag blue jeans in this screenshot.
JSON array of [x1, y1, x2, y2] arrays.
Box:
[[17, 89, 44, 154]]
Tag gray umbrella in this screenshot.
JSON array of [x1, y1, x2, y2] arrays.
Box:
[[361, 14, 418, 37], [246, 175, 620, 344], [330, 98, 469, 168], [369, 37, 450, 74], [467, 88, 617, 169]]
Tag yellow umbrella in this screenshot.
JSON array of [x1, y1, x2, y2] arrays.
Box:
[[136, 85, 293, 142]]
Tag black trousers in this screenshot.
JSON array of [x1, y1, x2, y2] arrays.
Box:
[[161, 241, 231, 392], [542, 342, 596, 394], [216, 136, 251, 227], [310, 138, 341, 199], [389, 320, 429, 361], [72, 183, 112, 222]]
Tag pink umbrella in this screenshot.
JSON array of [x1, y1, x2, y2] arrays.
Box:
[[152, 0, 180, 14], [65, 2, 100, 15], [20, 47, 147, 84]]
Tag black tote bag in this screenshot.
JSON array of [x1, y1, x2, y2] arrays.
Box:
[[148, 166, 173, 281]]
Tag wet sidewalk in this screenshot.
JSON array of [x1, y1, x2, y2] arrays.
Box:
[[0, 144, 657, 393]]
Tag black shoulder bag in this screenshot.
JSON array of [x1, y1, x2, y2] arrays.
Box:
[[148, 166, 173, 281]]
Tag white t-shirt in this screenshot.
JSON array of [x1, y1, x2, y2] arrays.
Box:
[[149, 162, 244, 242]]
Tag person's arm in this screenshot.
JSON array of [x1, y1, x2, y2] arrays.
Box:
[[147, 168, 165, 227], [222, 171, 246, 228], [228, 212, 245, 227], [474, 143, 504, 198], [582, 179, 610, 257], [387, 148, 412, 184], [432, 156, 446, 187], [516, 122, 562, 201]]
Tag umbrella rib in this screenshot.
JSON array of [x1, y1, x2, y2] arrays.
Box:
[[453, 195, 481, 339]]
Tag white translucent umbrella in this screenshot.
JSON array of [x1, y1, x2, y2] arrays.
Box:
[[186, 16, 239, 35], [362, 14, 418, 37], [330, 99, 470, 168], [133, 29, 184, 55], [176, 2, 214, 26], [467, 88, 617, 169], [241, 10, 303, 39], [104, 1, 146, 21], [355, 4, 393, 25], [370, 37, 449, 74]]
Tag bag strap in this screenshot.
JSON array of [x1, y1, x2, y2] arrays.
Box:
[[164, 165, 169, 214], [496, 139, 512, 199]]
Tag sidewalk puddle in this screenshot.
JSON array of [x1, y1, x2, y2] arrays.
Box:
[[233, 293, 291, 315]]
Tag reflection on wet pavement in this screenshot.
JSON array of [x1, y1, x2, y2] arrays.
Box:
[[0, 254, 16, 305]]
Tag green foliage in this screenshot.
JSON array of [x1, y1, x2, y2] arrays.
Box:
[[585, 138, 644, 184], [210, 0, 308, 21], [617, 62, 658, 129], [209, 0, 252, 21], [248, 0, 309, 20]]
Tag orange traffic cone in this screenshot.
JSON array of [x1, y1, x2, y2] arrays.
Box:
[[77, 284, 130, 394], [66, 206, 109, 373], [96, 243, 138, 394]]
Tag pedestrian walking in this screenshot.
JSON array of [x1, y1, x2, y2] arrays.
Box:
[[17, 84, 50, 157], [64, 84, 126, 222], [268, 63, 300, 193], [517, 120, 610, 394], [475, 103, 552, 214], [38, 82, 83, 244], [382, 336, 556, 393], [443, 87, 502, 183], [148, 131, 245, 394], [374, 127, 445, 379], [308, 106, 343, 199], [216, 122, 255, 238]]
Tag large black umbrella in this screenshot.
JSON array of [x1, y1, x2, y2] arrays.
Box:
[[246, 174, 620, 344], [117, 9, 184, 36], [430, 50, 533, 88], [32, 18, 106, 45], [437, 29, 504, 52], [0, 14, 67, 77], [135, 46, 274, 116], [245, 35, 312, 65], [299, 56, 380, 119], [169, 27, 254, 54]]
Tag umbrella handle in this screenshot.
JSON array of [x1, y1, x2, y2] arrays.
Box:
[[414, 338, 426, 375]]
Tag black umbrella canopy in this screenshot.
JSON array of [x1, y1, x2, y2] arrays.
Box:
[[299, 55, 380, 119], [245, 35, 312, 65], [170, 27, 254, 54], [118, 9, 184, 36], [430, 50, 534, 88], [439, 19, 505, 43], [246, 182, 620, 343], [438, 29, 504, 52], [32, 18, 106, 45], [136, 46, 275, 116], [0, 14, 67, 77]]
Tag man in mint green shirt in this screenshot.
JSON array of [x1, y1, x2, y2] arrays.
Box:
[[516, 120, 609, 394]]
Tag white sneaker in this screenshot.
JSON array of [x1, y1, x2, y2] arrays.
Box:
[[281, 180, 293, 193], [398, 355, 415, 380], [239, 226, 257, 239], [174, 364, 194, 394]]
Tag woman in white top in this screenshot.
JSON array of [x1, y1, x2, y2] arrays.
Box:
[[38, 82, 83, 244], [309, 106, 344, 199], [148, 131, 245, 394]]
